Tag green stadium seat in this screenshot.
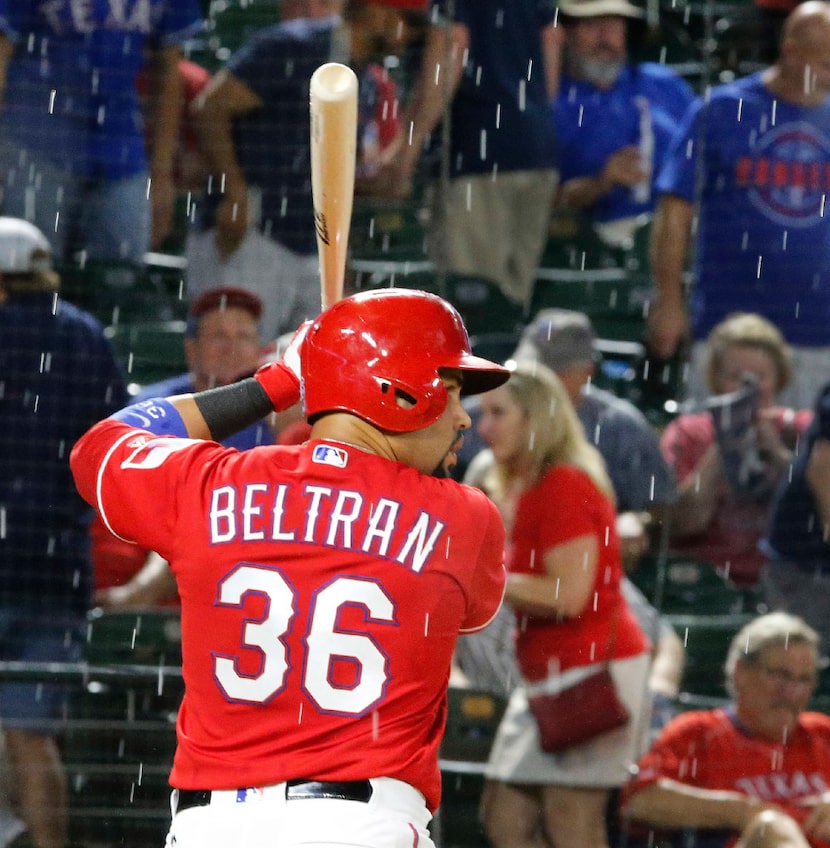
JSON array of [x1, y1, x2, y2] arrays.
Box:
[[541, 209, 627, 272], [436, 688, 507, 848], [59, 259, 181, 327], [65, 609, 184, 847], [629, 553, 749, 615], [531, 268, 648, 344], [444, 276, 527, 337], [666, 612, 753, 699], [84, 608, 183, 668], [193, 0, 281, 72], [350, 197, 431, 265], [635, 18, 706, 90], [105, 320, 189, 389], [469, 331, 520, 366], [440, 688, 506, 765]]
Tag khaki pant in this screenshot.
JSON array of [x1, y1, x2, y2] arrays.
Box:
[[429, 168, 559, 310]]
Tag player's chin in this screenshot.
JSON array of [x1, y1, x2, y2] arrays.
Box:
[[446, 435, 464, 468]]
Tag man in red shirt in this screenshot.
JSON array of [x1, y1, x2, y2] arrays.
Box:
[[70, 288, 508, 848], [622, 611, 830, 848]]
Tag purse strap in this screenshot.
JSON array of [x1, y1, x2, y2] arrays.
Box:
[[601, 595, 622, 669]]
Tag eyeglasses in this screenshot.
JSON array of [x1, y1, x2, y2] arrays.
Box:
[[756, 665, 817, 690]]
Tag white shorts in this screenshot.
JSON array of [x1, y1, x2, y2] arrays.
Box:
[[165, 777, 434, 848], [485, 653, 651, 788]]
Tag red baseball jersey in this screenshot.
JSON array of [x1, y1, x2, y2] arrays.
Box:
[[71, 421, 506, 812], [624, 707, 830, 847]]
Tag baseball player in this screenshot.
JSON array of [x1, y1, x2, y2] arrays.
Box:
[[70, 288, 509, 848]]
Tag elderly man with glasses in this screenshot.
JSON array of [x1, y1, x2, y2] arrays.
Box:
[[622, 612, 830, 848]]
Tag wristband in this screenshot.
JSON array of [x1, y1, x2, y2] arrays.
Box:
[[253, 361, 302, 412], [110, 398, 189, 438], [194, 379, 274, 442]]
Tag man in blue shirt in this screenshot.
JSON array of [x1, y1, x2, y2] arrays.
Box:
[[0, 217, 128, 848], [0, 0, 204, 263], [553, 0, 695, 249], [647, 0, 830, 410], [187, 0, 428, 344]]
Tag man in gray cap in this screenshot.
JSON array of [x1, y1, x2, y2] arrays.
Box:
[[553, 0, 695, 249], [459, 308, 676, 530]]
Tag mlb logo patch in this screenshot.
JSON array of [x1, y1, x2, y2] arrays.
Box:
[[312, 443, 348, 468], [236, 787, 265, 803]]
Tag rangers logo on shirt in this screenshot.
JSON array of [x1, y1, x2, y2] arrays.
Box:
[[736, 122, 830, 227]]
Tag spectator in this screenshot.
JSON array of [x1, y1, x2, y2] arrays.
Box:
[[137, 58, 212, 196], [69, 288, 510, 848], [647, 0, 830, 410], [136, 57, 213, 253], [762, 381, 830, 652], [622, 611, 830, 848], [0, 1, 204, 264], [553, 0, 695, 249], [459, 308, 677, 563], [660, 312, 812, 589], [366, 0, 561, 312], [0, 217, 128, 848], [187, 0, 425, 344], [92, 286, 276, 610], [456, 314, 684, 723], [476, 361, 651, 848]]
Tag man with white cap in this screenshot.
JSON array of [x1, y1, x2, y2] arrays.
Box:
[[553, 0, 695, 249], [0, 217, 128, 848]]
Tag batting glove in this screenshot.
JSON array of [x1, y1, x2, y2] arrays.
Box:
[[253, 320, 311, 411]]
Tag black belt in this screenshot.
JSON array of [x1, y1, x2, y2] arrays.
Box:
[[176, 779, 373, 813]]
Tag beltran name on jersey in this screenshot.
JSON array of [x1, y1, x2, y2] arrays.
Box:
[[119, 433, 448, 573], [209, 482, 446, 574]]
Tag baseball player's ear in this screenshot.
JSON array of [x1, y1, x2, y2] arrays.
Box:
[[395, 390, 417, 411], [379, 381, 418, 411]]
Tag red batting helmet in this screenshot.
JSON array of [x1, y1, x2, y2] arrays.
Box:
[[302, 289, 510, 432]]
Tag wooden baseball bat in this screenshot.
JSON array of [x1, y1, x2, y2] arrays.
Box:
[[310, 62, 358, 311]]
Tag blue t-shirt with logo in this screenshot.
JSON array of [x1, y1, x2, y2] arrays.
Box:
[[656, 72, 830, 346], [0, 0, 204, 179], [555, 63, 695, 223]]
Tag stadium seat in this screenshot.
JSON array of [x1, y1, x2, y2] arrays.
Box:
[[444, 275, 527, 336], [190, 0, 281, 72], [635, 18, 707, 90], [436, 688, 507, 848], [59, 259, 182, 327], [65, 609, 184, 847], [469, 331, 521, 366], [629, 553, 749, 615], [531, 267, 648, 344], [105, 320, 189, 390], [350, 196, 431, 265], [665, 612, 754, 699]]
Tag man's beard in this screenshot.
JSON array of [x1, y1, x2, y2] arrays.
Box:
[[568, 51, 625, 89]]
